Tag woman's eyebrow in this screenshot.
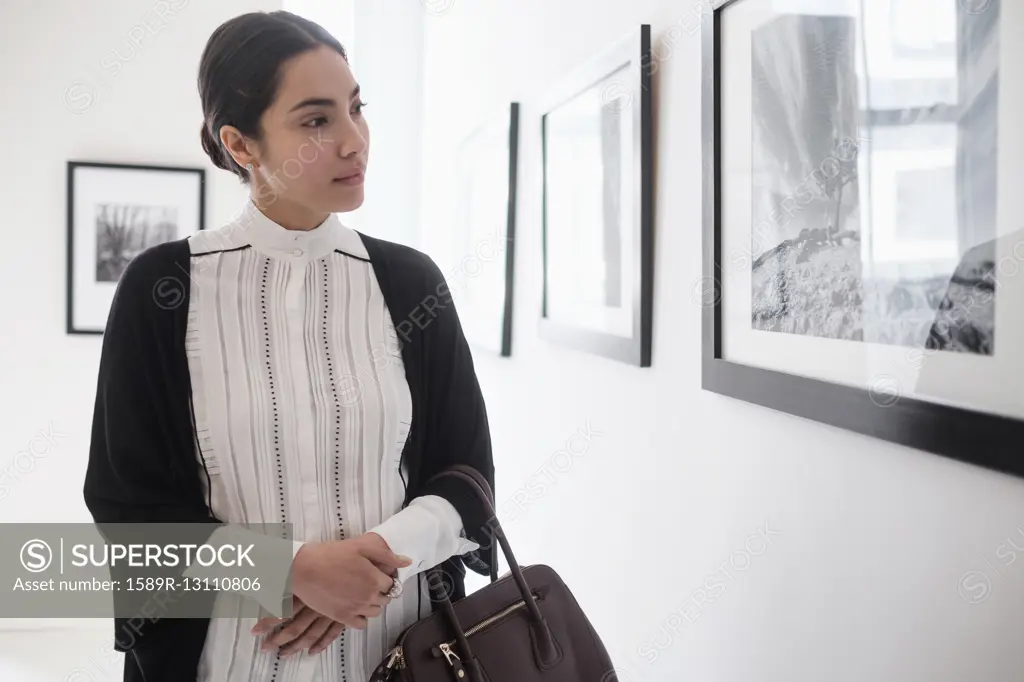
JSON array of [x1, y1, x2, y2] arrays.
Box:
[[288, 86, 361, 113], [288, 97, 336, 112]]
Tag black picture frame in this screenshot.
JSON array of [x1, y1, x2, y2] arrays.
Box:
[[540, 24, 654, 367], [451, 102, 520, 357], [67, 161, 206, 335], [700, 0, 1023, 479]]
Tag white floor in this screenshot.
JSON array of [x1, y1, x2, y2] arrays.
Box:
[[0, 625, 124, 682]]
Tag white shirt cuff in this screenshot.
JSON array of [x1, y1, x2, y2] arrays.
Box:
[[368, 495, 480, 586]]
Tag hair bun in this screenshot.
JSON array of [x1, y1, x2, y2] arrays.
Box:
[[200, 122, 231, 171]]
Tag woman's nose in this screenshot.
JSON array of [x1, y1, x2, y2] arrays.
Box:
[[336, 121, 367, 158]]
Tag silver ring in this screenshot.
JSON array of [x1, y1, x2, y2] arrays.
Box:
[[385, 578, 403, 599]]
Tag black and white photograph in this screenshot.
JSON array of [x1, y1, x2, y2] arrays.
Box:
[[748, 4, 998, 356], [67, 161, 205, 334], [540, 24, 653, 367], [703, 0, 1023, 475], [95, 204, 178, 282]]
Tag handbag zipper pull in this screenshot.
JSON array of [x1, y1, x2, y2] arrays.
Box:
[[439, 643, 461, 664], [439, 643, 468, 679], [369, 646, 403, 682]]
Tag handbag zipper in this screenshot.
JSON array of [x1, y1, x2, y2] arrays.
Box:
[[381, 602, 525, 675], [379, 574, 543, 678], [438, 598, 529, 650], [430, 590, 544, 671]]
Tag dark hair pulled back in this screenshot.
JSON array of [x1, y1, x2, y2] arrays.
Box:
[[198, 11, 347, 183]]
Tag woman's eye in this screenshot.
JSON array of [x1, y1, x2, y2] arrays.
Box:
[[303, 116, 328, 128], [353, 100, 368, 116]]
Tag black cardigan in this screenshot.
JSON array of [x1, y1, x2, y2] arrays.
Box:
[[83, 233, 496, 681]]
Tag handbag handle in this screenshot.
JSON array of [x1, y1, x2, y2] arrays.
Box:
[[450, 465, 499, 584], [423, 466, 560, 675]]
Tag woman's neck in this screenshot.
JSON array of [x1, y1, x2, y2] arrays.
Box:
[[250, 192, 329, 232]]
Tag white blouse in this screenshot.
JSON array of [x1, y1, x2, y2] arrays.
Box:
[[184, 199, 477, 682]]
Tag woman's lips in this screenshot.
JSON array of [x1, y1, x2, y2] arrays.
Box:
[[333, 171, 364, 186]]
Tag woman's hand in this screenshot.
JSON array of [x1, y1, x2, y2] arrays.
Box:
[[291, 535, 411, 630], [252, 596, 345, 655], [255, 533, 408, 655]]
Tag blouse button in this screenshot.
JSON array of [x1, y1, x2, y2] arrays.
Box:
[[292, 248, 304, 257]]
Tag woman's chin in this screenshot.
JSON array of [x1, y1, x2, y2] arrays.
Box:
[[324, 185, 364, 213]]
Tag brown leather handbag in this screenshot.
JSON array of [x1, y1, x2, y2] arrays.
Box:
[[369, 465, 616, 681]]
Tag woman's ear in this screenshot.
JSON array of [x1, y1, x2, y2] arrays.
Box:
[[219, 124, 257, 170]]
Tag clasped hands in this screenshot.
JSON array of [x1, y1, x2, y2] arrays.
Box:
[[252, 532, 411, 656]]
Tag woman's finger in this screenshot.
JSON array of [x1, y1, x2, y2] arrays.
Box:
[[252, 598, 306, 635], [279, 617, 332, 656], [262, 607, 318, 650], [344, 615, 368, 630], [252, 616, 286, 635], [252, 604, 305, 635], [309, 621, 346, 655], [359, 604, 383, 619], [369, 592, 392, 608]]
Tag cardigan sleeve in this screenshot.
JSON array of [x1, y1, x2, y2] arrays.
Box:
[[83, 248, 219, 674], [84, 250, 216, 524], [413, 255, 498, 577]]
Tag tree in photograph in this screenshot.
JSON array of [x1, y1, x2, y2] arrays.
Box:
[[96, 204, 145, 282]]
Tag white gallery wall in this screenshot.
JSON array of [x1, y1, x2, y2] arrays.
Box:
[[418, 1, 1024, 681]]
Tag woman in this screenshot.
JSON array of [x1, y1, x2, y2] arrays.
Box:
[[83, 10, 496, 682]]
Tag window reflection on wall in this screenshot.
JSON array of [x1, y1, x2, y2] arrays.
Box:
[[863, 0, 998, 349]]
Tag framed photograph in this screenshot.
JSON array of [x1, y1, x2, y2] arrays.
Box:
[[702, 0, 1024, 477], [448, 102, 520, 357], [540, 24, 654, 367], [67, 161, 205, 335]]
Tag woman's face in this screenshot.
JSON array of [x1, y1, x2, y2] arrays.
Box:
[[252, 45, 369, 214]]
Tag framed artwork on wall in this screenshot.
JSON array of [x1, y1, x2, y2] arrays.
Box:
[[539, 24, 654, 367], [448, 102, 520, 357], [701, 0, 1024, 477], [67, 161, 205, 335]]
